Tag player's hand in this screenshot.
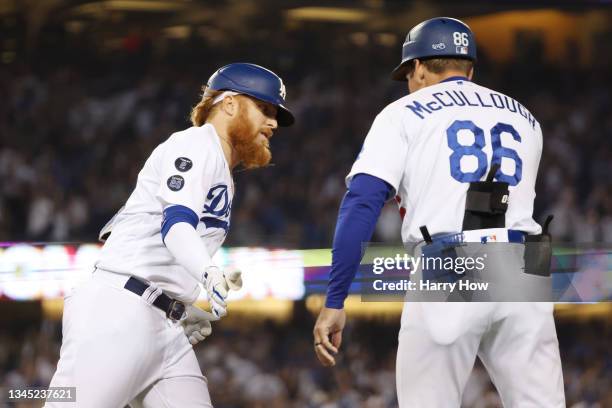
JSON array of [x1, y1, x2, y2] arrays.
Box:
[[313, 307, 346, 367], [203, 265, 243, 318], [224, 266, 243, 291], [203, 265, 229, 318], [181, 305, 218, 345]]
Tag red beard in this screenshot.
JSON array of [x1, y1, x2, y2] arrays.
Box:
[[228, 104, 272, 169]]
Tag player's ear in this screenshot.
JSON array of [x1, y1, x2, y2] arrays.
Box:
[[221, 95, 238, 117]]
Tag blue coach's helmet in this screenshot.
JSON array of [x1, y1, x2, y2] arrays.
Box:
[[207, 63, 294, 126], [391, 17, 477, 81]]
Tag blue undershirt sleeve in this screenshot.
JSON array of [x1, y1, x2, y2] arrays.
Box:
[[161, 205, 199, 243], [324, 173, 393, 309]]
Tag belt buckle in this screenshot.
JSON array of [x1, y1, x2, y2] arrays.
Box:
[[166, 300, 186, 321]]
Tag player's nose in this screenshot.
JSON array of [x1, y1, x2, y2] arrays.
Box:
[[267, 117, 278, 131]]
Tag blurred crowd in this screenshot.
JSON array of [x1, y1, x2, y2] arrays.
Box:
[[0, 32, 610, 248], [0, 314, 609, 407]]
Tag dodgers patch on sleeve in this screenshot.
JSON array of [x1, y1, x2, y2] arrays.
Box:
[[175, 157, 193, 172], [167, 175, 185, 191]]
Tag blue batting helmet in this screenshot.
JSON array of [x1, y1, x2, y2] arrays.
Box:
[[207, 63, 294, 126], [391, 17, 477, 81]]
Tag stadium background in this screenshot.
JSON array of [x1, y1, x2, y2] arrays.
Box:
[[0, 0, 610, 407]]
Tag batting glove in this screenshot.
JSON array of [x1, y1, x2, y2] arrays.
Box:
[[203, 266, 243, 318], [181, 305, 217, 345], [224, 266, 243, 291]]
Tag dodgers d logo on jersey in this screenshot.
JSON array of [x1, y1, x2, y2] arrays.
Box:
[[200, 184, 231, 234]]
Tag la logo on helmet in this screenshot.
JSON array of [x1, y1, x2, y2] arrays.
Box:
[[279, 79, 286, 100]]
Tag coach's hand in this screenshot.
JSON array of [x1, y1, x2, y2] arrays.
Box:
[[182, 305, 217, 345], [313, 307, 346, 367]]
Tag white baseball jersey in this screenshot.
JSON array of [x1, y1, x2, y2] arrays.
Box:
[[97, 124, 233, 303], [347, 78, 542, 242]]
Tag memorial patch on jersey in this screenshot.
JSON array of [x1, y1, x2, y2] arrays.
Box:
[[175, 157, 193, 172], [167, 175, 185, 191]]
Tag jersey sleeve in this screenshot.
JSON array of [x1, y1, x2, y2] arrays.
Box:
[[155, 134, 217, 216], [346, 106, 409, 194]]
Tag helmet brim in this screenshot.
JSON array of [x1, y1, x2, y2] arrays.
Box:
[[276, 105, 295, 127], [391, 60, 411, 82]]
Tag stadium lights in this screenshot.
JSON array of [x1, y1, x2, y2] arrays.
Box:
[[286, 7, 369, 23], [72, 0, 188, 14], [163, 25, 191, 39]]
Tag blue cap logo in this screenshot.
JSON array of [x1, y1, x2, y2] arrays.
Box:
[[279, 79, 287, 100]]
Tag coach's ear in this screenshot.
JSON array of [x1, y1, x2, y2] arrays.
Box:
[[468, 66, 474, 80], [409, 59, 428, 92], [413, 59, 426, 81]]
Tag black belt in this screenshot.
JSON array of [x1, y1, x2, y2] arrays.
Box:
[[124, 277, 186, 321]]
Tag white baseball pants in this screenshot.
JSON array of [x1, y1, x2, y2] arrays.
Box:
[[396, 302, 565, 407], [45, 269, 212, 408]]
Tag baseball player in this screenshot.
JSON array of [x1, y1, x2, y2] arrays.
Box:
[[45, 63, 294, 408], [313, 18, 565, 407]]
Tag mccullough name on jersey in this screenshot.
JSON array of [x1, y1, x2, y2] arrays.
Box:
[[406, 83, 536, 129]]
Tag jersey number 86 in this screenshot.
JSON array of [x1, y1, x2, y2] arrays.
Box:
[[446, 120, 522, 186]]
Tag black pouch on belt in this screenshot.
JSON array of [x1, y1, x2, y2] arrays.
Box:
[[462, 164, 509, 230], [524, 215, 554, 277], [418, 226, 463, 283]]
